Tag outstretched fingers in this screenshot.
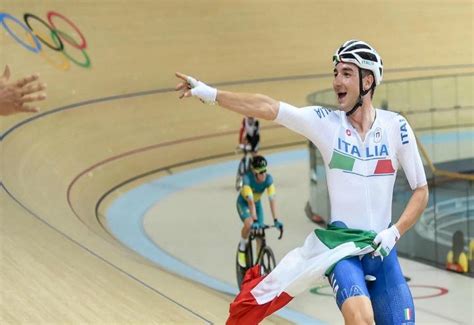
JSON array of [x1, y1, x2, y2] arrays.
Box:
[[21, 93, 47, 103], [15, 104, 40, 113], [21, 82, 47, 97], [15, 73, 40, 88]]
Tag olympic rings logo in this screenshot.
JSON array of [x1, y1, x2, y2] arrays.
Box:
[[0, 11, 91, 70]]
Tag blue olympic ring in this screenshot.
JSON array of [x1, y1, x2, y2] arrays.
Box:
[[0, 12, 42, 53]]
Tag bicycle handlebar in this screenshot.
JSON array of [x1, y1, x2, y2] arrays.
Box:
[[235, 143, 252, 153], [250, 224, 284, 240]]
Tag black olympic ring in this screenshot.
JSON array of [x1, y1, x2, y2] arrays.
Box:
[[24, 13, 64, 51]]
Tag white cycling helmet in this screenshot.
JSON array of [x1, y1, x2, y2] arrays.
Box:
[[333, 40, 383, 86]]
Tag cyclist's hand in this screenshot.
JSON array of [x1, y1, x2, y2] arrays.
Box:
[[274, 219, 283, 230], [373, 225, 400, 259], [175, 72, 217, 104], [251, 222, 261, 230]]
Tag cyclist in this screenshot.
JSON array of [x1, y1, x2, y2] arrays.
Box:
[[236, 155, 283, 267], [175, 39, 429, 324], [238, 116, 260, 155]]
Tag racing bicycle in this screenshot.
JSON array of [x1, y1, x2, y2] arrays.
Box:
[[235, 224, 283, 289]]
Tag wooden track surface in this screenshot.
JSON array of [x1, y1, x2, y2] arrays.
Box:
[[1, 0, 473, 323]]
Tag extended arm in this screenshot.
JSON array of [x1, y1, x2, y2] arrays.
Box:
[[217, 90, 279, 120], [175, 72, 279, 120]]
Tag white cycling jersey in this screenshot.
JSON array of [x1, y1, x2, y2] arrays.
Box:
[[275, 102, 427, 232], [244, 117, 260, 137]]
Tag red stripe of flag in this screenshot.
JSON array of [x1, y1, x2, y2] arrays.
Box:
[[374, 159, 395, 174], [227, 265, 293, 325]]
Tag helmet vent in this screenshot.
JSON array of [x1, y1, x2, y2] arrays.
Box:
[[340, 53, 357, 61], [346, 44, 371, 51], [357, 52, 378, 62]]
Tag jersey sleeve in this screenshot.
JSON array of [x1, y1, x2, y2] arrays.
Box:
[[241, 185, 254, 201], [266, 184, 276, 199], [275, 101, 337, 150], [394, 116, 427, 190], [265, 174, 276, 199]]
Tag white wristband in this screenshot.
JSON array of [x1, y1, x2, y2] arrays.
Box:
[[187, 76, 217, 104]]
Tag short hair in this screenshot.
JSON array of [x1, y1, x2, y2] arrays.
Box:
[[361, 69, 376, 98]]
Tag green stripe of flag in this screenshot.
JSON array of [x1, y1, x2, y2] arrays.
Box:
[[329, 151, 355, 171], [315, 225, 377, 250]]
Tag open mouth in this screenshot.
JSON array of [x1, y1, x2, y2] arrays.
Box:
[[337, 92, 347, 101]]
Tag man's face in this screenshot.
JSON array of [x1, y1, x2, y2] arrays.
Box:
[[332, 62, 360, 111], [254, 171, 267, 182]]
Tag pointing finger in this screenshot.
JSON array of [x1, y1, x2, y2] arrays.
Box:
[[175, 72, 189, 81]]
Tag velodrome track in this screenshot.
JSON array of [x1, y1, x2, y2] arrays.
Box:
[[1, 1, 473, 323]]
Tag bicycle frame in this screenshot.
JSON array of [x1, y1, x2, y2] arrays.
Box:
[[246, 229, 267, 267], [246, 225, 283, 267], [235, 225, 283, 289], [238, 147, 252, 175]]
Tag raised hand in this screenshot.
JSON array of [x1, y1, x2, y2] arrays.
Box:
[[175, 72, 216, 104], [0, 65, 47, 116]]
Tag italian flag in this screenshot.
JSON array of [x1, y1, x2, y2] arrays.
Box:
[[227, 226, 377, 325], [329, 151, 395, 175]]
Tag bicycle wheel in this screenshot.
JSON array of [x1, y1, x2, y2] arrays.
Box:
[[257, 246, 276, 276], [235, 240, 253, 290], [235, 246, 245, 289]]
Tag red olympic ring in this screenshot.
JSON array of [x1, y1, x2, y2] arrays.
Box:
[[47, 11, 87, 50]]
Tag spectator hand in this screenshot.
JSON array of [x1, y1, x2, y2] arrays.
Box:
[[373, 225, 400, 259], [175, 72, 217, 104], [274, 219, 283, 230], [0, 65, 47, 116]]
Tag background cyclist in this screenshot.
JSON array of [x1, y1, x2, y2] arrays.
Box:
[[238, 116, 260, 155], [236, 155, 283, 267]]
